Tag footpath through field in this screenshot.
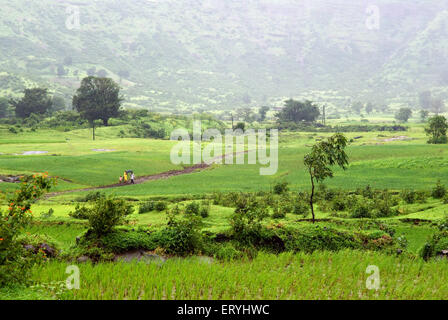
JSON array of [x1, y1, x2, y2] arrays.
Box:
[[45, 150, 250, 198]]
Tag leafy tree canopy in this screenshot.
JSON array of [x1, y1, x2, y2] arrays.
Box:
[[425, 115, 448, 144], [72, 76, 123, 126], [11, 88, 53, 118], [276, 99, 320, 124]]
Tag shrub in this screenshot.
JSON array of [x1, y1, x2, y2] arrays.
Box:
[[283, 225, 361, 253], [100, 229, 157, 252], [185, 201, 200, 215], [273, 181, 289, 195], [360, 185, 374, 199], [401, 189, 416, 204], [154, 201, 168, 212], [293, 200, 309, 216], [432, 180, 446, 199], [316, 184, 336, 201], [421, 230, 448, 260], [8, 127, 18, 134], [331, 196, 347, 211], [40, 208, 54, 219], [415, 191, 428, 203], [85, 197, 134, 237], [229, 194, 269, 247], [199, 201, 211, 218], [76, 191, 105, 203], [158, 209, 203, 255], [139, 201, 156, 214], [213, 243, 243, 261], [372, 199, 396, 218], [69, 204, 90, 219], [272, 202, 286, 219], [350, 200, 372, 218], [0, 174, 56, 287]]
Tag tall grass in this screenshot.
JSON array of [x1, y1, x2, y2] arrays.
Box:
[[32, 250, 448, 300]]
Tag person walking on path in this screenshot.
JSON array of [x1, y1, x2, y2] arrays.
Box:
[[119, 176, 123, 184], [123, 171, 128, 184], [130, 173, 135, 184]]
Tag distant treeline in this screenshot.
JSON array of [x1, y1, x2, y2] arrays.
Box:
[[275, 122, 408, 132]]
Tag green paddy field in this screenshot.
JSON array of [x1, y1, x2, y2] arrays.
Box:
[[1, 121, 448, 300]]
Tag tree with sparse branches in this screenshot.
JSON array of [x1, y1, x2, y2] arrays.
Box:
[[304, 133, 349, 223]]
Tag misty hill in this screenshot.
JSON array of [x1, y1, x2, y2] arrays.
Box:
[[1, 0, 447, 112]]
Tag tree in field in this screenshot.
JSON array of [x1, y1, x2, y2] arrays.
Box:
[[72, 76, 123, 140], [237, 107, 255, 123], [276, 99, 320, 124], [0, 97, 9, 118], [258, 106, 269, 122], [394, 108, 412, 123], [351, 101, 364, 114], [425, 115, 448, 144], [11, 88, 53, 118], [420, 110, 429, 122], [304, 133, 349, 223], [365, 102, 374, 114]]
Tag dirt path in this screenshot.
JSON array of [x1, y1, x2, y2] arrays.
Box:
[[46, 150, 250, 198]]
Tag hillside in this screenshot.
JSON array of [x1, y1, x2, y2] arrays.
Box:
[[0, 0, 447, 111]]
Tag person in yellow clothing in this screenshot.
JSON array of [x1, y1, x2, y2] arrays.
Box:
[[123, 171, 128, 183]]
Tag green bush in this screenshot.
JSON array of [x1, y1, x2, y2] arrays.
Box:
[[432, 180, 446, 199], [139, 201, 156, 214], [85, 197, 134, 237], [372, 199, 396, 218], [185, 201, 200, 215], [100, 230, 157, 252], [350, 200, 372, 218], [272, 202, 286, 219], [199, 201, 211, 218], [293, 200, 309, 216], [230, 194, 269, 247], [213, 243, 244, 261], [69, 204, 91, 219], [331, 196, 347, 211], [273, 181, 289, 195], [401, 189, 416, 204], [0, 174, 55, 287], [421, 231, 448, 260], [154, 201, 168, 212], [415, 191, 428, 203], [76, 191, 105, 203], [8, 127, 18, 134], [283, 225, 361, 253], [158, 210, 204, 255]]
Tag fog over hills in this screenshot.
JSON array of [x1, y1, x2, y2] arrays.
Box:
[[1, 0, 447, 111]]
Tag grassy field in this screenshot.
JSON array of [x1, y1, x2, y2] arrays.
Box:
[[2, 250, 445, 300], [2, 121, 448, 300]]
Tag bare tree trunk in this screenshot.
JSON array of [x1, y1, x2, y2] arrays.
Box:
[[309, 172, 315, 223], [92, 121, 95, 141]]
